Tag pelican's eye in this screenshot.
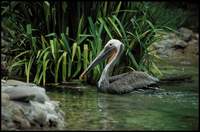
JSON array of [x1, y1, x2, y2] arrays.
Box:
[[109, 43, 112, 46]]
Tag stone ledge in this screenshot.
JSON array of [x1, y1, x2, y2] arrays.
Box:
[[1, 79, 66, 130]]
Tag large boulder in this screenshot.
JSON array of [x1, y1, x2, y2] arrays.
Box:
[[1, 79, 66, 130]]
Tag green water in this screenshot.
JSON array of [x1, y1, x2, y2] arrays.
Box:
[[47, 65, 199, 130]]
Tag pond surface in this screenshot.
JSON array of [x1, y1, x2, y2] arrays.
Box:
[[47, 65, 199, 130]]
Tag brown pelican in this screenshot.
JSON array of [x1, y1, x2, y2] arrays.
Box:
[[80, 39, 159, 94]]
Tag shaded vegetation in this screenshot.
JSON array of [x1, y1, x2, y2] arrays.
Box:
[[1, 1, 195, 85]]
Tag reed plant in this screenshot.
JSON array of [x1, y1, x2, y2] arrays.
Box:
[[2, 1, 188, 85]]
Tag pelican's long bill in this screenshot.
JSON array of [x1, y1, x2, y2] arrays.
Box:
[[79, 46, 115, 80]]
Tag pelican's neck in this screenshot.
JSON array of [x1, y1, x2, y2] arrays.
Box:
[[98, 61, 113, 88], [98, 47, 123, 90]]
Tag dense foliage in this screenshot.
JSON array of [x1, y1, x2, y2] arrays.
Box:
[[1, 1, 192, 85]]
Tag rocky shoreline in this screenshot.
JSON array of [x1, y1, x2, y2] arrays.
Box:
[[1, 79, 66, 130], [152, 27, 199, 65]]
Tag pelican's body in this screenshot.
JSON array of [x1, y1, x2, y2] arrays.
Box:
[[80, 39, 159, 94], [101, 71, 158, 94]]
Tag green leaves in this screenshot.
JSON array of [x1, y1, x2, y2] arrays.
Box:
[[108, 17, 122, 38], [61, 33, 71, 54], [112, 15, 128, 44], [8, 1, 168, 85], [99, 17, 113, 39]]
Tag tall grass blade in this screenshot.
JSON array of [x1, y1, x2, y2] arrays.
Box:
[[31, 37, 37, 52], [50, 39, 56, 60], [67, 56, 72, 78], [71, 42, 77, 62], [114, 1, 122, 17], [43, 1, 50, 32], [62, 51, 67, 81], [26, 24, 32, 35], [25, 56, 34, 83], [42, 59, 49, 85], [41, 35, 48, 49], [55, 53, 63, 83], [83, 44, 88, 70], [72, 46, 81, 78], [34, 63, 42, 83]]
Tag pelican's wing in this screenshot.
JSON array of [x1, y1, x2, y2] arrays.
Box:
[[109, 72, 130, 82], [108, 71, 159, 94]]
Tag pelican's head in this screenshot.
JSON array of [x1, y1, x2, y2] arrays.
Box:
[[104, 39, 123, 51], [80, 39, 124, 80]]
